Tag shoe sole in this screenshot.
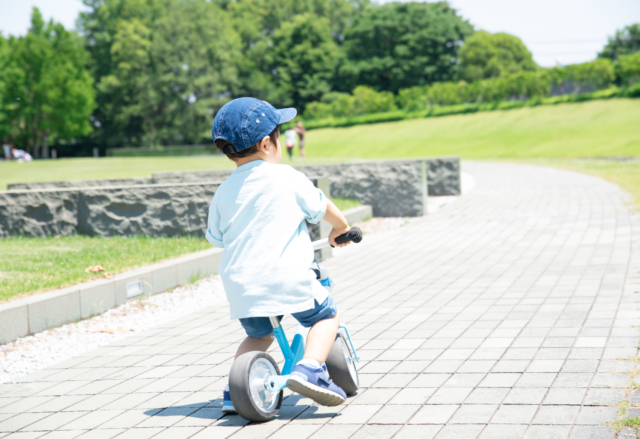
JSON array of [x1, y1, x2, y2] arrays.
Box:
[[222, 405, 236, 414], [286, 376, 346, 407]]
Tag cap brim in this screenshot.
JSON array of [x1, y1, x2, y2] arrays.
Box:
[[276, 108, 297, 124]]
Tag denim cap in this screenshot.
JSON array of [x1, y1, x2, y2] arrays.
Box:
[[212, 97, 297, 152]]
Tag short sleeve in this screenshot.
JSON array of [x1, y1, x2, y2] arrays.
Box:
[[294, 171, 328, 224], [206, 198, 225, 248]]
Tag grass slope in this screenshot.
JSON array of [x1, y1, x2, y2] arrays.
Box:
[[305, 99, 640, 159], [0, 235, 211, 302]]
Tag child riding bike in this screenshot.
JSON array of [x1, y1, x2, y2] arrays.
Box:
[[206, 97, 353, 412]]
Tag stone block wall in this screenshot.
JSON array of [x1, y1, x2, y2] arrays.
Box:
[[0, 182, 222, 238], [0, 157, 460, 236]]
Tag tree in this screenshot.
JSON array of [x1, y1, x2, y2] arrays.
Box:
[[213, 0, 368, 107], [337, 2, 473, 93], [458, 31, 538, 82], [0, 8, 95, 157], [257, 13, 343, 111], [599, 24, 640, 61], [80, 0, 241, 147]]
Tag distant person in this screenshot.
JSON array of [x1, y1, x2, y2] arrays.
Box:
[[11, 148, 32, 163], [293, 120, 306, 160], [2, 144, 11, 160], [284, 128, 297, 160]]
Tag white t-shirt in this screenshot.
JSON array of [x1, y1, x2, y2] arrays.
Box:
[[284, 129, 297, 147], [206, 160, 329, 319]]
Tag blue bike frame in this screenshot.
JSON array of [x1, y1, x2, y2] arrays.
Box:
[[266, 316, 359, 392]]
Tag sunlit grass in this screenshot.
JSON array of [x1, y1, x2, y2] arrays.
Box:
[[0, 235, 210, 302]]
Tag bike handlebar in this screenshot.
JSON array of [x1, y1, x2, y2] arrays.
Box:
[[312, 226, 363, 250]]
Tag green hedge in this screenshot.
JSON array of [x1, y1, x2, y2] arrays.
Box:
[[107, 144, 219, 157], [303, 56, 640, 124]]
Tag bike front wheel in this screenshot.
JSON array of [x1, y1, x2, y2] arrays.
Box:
[[326, 333, 359, 395]]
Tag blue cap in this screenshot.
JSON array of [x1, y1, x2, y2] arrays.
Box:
[[212, 98, 297, 152]]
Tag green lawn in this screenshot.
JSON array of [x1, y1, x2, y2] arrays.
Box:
[[305, 98, 640, 159], [0, 235, 211, 303], [0, 156, 355, 191]]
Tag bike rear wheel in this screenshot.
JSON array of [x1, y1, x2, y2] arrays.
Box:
[[229, 352, 283, 421]]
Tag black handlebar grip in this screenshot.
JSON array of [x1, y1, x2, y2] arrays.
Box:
[[335, 227, 363, 245]]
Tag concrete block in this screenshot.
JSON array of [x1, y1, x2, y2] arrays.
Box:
[[79, 279, 116, 319], [343, 205, 373, 225], [26, 286, 81, 335], [0, 301, 29, 344], [115, 268, 154, 303], [151, 261, 179, 294]]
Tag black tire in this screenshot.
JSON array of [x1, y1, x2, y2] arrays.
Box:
[[229, 352, 283, 422], [326, 334, 359, 395]]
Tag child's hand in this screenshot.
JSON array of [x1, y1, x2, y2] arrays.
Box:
[[329, 227, 351, 248]]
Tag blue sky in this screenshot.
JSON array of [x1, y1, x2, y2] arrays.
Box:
[[1, 0, 639, 67]]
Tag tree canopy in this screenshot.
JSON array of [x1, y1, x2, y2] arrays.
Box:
[[458, 31, 538, 81], [599, 23, 640, 60], [338, 2, 473, 93], [0, 8, 95, 156]]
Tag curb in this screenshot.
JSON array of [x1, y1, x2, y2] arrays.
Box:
[[0, 205, 372, 345]]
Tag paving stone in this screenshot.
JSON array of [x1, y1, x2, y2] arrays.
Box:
[[449, 404, 497, 424], [427, 387, 473, 404], [584, 388, 626, 406], [368, 405, 419, 424], [491, 405, 538, 424], [268, 424, 322, 439], [479, 374, 521, 388], [409, 405, 459, 424], [503, 388, 547, 405], [329, 405, 381, 424], [308, 424, 361, 439], [350, 425, 400, 439], [434, 424, 484, 439], [532, 406, 580, 425], [291, 406, 343, 425], [514, 373, 557, 388], [569, 426, 615, 438], [388, 388, 435, 405], [351, 389, 400, 405], [575, 406, 619, 425], [465, 388, 510, 405], [543, 388, 587, 405], [393, 425, 442, 439], [21, 412, 86, 432], [478, 424, 528, 439], [74, 430, 125, 439], [523, 425, 571, 439], [552, 373, 593, 388]]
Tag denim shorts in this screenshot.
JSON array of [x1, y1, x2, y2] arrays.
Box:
[[239, 296, 338, 338]]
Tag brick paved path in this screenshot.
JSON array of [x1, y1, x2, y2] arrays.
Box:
[[2, 162, 640, 439]]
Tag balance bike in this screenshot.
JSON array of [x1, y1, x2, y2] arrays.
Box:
[[228, 228, 363, 422]]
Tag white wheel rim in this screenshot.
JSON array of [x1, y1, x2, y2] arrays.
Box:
[[341, 338, 359, 386], [249, 358, 279, 412]]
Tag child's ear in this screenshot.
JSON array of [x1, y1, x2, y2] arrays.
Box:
[[259, 135, 271, 152]]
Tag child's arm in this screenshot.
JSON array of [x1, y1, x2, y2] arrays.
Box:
[[324, 199, 351, 248]]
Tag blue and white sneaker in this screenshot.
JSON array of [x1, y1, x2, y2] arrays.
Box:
[[286, 363, 346, 406], [222, 384, 236, 414]]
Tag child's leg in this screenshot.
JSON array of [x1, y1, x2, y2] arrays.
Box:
[[302, 312, 339, 363], [235, 334, 273, 359]]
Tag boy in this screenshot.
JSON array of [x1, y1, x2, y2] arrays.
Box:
[[206, 97, 352, 411]]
